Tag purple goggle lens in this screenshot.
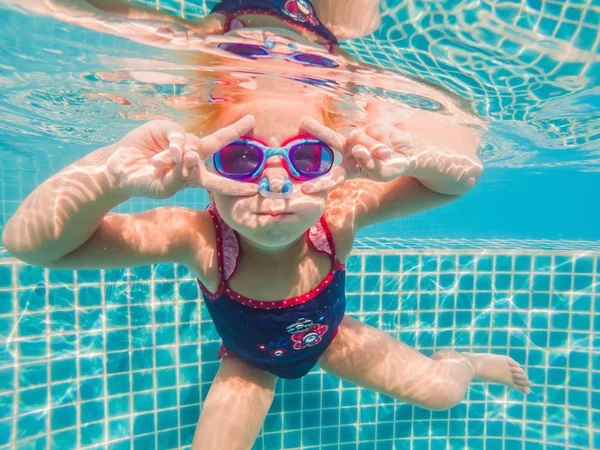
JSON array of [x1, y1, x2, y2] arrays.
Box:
[[215, 142, 335, 180]]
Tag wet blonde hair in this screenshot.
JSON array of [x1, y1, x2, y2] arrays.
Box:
[[181, 52, 366, 137]]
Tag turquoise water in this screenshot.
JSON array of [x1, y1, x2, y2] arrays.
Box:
[[0, 0, 599, 449]]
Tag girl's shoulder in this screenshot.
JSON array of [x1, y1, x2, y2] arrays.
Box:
[[323, 204, 356, 266]]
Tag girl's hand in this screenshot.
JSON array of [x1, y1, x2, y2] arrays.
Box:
[[106, 116, 259, 199], [300, 117, 482, 194], [299, 117, 413, 193]]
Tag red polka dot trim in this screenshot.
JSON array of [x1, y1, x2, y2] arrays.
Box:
[[217, 345, 239, 359]]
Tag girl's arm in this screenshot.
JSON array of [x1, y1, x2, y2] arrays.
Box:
[[5, 0, 224, 48], [333, 104, 484, 231], [1, 145, 205, 270], [2, 116, 258, 271]]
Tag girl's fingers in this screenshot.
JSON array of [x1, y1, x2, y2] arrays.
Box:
[[349, 128, 393, 160], [162, 159, 186, 191], [168, 132, 186, 163], [181, 150, 199, 178], [196, 114, 256, 158], [188, 160, 259, 196], [300, 116, 346, 152], [152, 149, 171, 169], [352, 145, 376, 171], [364, 122, 413, 150], [148, 120, 187, 160]]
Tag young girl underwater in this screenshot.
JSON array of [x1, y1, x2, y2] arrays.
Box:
[[3, 0, 533, 449]]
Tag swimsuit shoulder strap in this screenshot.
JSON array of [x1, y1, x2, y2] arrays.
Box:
[[205, 204, 241, 283], [307, 215, 343, 268]]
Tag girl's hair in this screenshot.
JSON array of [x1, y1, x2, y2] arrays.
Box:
[[180, 52, 367, 137]]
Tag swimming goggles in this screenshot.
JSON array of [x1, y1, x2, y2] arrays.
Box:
[[207, 136, 342, 197], [217, 41, 339, 68]]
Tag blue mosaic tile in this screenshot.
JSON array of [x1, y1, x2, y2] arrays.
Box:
[[574, 256, 594, 273], [130, 283, 150, 303], [494, 273, 511, 290], [133, 413, 155, 436], [105, 268, 127, 283], [17, 411, 46, 439], [514, 255, 532, 271], [179, 302, 198, 322], [51, 405, 76, 431], [106, 352, 129, 374], [178, 280, 198, 300], [155, 326, 176, 346], [346, 255, 362, 273], [421, 255, 438, 272], [553, 274, 572, 291], [78, 286, 102, 307], [534, 255, 551, 272], [133, 392, 154, 412], [105, 283, 128, 305], [155, 262, 175, 279], [109, 418, 130, 440], [177, 264, 191, 278], [132, 349, 154, 371], [365, 255, 382, 273], [17, 265, 44, 286], [49, 287, 74, 308], [0, 291, 12, 315], [0, 265, 13, 287], [50, 382, 76, 406], [554, 256, 573, 273], [81, 422, 103, 446], [495, 255, 513, 271], [573, 274, 592, 291], [130, 265, 152, 281], [383, 255, 400, 272], [77, 269, 101, 283], [402, 255, 419, 272], [439, 255, 456, 271], [80, 378, 104, 401], [48, 269, 74, 285], [156, 281, 175, 301], [108, 395, 130, 417]]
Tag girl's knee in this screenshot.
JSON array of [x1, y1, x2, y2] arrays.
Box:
[[395, 387, 464, 411], [425, 390, 465, 411]]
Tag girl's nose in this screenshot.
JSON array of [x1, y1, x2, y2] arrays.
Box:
[[262, 157, 289, 193]]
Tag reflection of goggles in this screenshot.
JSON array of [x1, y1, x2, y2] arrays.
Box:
[[207, 136, 342, 182], [217, 42, 339, 68]]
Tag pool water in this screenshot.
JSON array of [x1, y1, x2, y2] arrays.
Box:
[[0, 0, 598, 449]]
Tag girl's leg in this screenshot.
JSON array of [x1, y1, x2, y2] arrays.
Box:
[[192, 356, 279, 450], [318, 316, 532, 411]]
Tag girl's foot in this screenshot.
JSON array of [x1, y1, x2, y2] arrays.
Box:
[[461, 352, 532, 394]]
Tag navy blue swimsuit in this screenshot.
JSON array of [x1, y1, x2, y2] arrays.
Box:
[[197, 204, 346, 379], [210, 0, 339, 48]]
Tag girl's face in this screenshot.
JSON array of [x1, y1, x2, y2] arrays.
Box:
[[210, 96, 330, 251]]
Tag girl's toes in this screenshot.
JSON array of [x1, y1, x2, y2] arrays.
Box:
[[507, 357, 520, 368], [511, 367, 526, 376]]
